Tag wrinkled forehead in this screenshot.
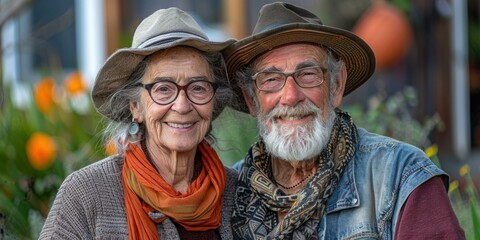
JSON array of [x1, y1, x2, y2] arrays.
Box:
[[143, 46, 213, 83], [252, 43, 328, 71]]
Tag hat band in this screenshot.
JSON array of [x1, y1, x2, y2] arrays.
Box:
[[137, 32, 207, 48]]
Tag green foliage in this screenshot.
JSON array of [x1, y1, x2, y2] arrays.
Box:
[[344, 86, 443, 150], [449, 164, 480, 240], [470, 199, 480, 240], [344, 86, 480, 238], [212, 107, 257, 166], [0, 83, 105, 239]]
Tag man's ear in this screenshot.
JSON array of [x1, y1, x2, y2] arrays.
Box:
[[332, 63, 347, 107], [242, 90, 257, 117], [129, 101, 143, 122]]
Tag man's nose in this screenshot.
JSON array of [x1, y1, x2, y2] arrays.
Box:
[[279, 76, 305, 106]]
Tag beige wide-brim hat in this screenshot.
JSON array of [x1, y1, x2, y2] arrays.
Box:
[[92, 7, 234, 121], [223, 2, 376, 113]]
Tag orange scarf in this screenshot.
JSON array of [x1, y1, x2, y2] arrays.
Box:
[[122, 140, 226, 240]]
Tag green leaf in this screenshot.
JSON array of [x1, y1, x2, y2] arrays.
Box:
[[0, 191, 33, 238], [470, 199, 480, 240]]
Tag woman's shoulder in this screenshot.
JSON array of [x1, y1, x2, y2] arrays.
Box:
[[224, 165, 239, 177], [81, 154, 124, 173], [60, 155, 124, 193], [223, 166, 238, 199], [224, 166, 239, 185], [40, 155, 127, 239], [52, 154, 126, 212]]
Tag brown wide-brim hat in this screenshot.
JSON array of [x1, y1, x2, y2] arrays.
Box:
[[92, 7, 235, 121], [223, 2, 376, 113]]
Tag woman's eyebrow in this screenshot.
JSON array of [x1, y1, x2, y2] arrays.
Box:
[[150, 76, 174, 83]]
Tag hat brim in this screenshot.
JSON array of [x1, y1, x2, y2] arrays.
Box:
[[223, 23, 375, 113], [92, 37, 234, 121]]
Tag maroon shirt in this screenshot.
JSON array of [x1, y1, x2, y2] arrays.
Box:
[[174, 221, 221, 240], [395, 176, 465, 239]]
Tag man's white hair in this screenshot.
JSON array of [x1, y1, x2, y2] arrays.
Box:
[[257, 100, 336, 161]]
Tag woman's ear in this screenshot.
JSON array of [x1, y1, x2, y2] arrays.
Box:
[[129, 101, 143, 122], [332, 63, 347, 107]]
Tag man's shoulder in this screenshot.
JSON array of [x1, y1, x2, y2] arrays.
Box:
[[353, 128, 443, 176], [355, 128, 426, 157]]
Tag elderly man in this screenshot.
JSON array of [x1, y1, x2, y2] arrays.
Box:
[[224, 2, 465, 240]]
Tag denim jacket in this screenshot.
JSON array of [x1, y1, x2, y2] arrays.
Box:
[[231, 128, 447, 239], [318, 128, 447, 239]]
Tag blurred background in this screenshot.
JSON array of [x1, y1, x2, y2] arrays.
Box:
[[0, 0, 479, 239]]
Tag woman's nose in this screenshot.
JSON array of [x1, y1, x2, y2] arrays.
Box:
[[170, 90, 193, 113]]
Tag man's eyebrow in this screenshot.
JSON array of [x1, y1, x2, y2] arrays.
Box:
[[295, 61, 321, 70], [255, 60, 321, 72], [256, 66, 282, 72]]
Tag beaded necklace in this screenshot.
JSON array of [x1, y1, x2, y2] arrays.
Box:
[[275, 171, 315, 190]]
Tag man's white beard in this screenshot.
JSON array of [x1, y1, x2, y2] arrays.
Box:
[[257, 101, 336, 161]]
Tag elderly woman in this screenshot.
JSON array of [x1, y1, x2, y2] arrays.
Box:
[[39, 8, 237, 239]]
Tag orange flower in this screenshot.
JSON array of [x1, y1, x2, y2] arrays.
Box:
[[64, 71, 87, 95], [105, 139, 117, 155], [34, 77, 56, 113], [26, 132, 56, 170], [34, 77, 55, 113]]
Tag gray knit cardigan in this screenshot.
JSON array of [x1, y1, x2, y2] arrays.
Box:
[[39, 154, 238, 239]]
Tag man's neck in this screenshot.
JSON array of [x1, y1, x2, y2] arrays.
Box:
[[271, 156, 318, 194]]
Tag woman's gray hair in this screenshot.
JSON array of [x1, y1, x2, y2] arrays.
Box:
[[100, 49, 233, 154], [236, 46, 344, 110]]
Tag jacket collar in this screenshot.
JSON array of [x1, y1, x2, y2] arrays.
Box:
[[326, 156, 360, 214]]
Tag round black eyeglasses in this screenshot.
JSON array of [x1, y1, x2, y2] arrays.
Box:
[[137, 80, 218, 105]]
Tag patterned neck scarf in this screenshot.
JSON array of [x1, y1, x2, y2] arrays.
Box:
[[122, 140, 226, 240], [232, 109, 358, 240]]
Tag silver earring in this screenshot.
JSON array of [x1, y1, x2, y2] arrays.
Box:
[[128, 121, 140, 135]]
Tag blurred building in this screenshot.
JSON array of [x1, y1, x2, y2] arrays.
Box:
[[0, 0, 478, 171]]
